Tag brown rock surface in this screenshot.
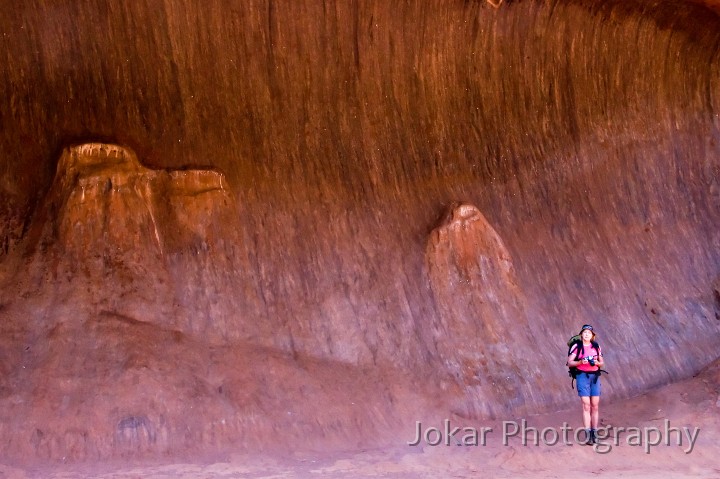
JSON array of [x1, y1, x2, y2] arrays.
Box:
[[0, 0, 718, 474], [426, 202, 542, 418]]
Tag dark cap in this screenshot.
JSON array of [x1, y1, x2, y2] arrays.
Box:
[[580, 324, 594, 333]]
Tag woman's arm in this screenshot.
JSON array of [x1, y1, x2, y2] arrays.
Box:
[[567, 350, 587, 367], [595, 349, 604, 367]]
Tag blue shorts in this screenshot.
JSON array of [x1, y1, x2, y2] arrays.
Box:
[[576, 372, 601, 397]]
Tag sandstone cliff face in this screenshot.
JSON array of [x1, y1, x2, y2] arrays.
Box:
[[0, 143, 431, 461], [0, 0, 719, 463]]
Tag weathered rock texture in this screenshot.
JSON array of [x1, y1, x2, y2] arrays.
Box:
[[0, 0, 719, 463], [19, 143, 259, 341], [426, 202, 543, 418]]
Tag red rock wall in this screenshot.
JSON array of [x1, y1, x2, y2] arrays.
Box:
[[0, 0, 719, 461]]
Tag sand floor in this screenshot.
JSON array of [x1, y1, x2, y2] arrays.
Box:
[[2, 365, 719, 479]]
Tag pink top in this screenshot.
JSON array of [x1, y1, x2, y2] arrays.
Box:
[[569, 342, 602, 372]]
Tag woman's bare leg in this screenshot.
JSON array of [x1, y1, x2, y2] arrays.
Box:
[[581, 396, 591, 430], [590, 396, 600, 429]]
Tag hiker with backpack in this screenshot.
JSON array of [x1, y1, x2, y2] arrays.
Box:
[[566, 324, 606, 445]]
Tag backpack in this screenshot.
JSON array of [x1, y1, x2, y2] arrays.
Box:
[[566, 335, 607, 389]]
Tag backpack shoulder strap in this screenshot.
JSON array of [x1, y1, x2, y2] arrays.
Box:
[[569, 340, 583, 357]]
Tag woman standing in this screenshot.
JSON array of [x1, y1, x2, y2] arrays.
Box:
[[567, 324, 605, 445]]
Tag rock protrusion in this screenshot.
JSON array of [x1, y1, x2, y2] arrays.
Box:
[[426, 202, 541, 418], [52, 143, 237, 258], [23, 143, 256, 341]]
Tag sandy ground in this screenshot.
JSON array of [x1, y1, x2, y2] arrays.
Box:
[[2, 361, 718, 479]]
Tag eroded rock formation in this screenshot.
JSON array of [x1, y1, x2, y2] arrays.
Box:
[[426, 203, 542, 418], [0, 146, 432, 462], [16, 143, 257, 341], [0, 0, 718, 464]]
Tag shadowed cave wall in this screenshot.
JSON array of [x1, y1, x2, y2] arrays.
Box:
[[0, 0, 719, 461]]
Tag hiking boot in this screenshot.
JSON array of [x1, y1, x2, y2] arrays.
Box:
[[586, 429, 597, 445]]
